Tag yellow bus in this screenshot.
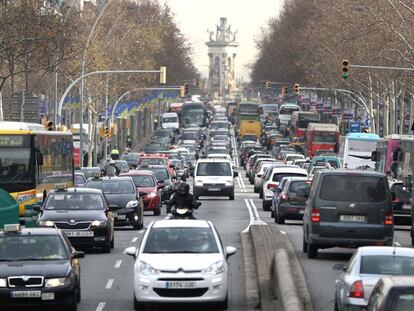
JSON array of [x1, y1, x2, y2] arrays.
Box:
[[0, 122, 74, 221]]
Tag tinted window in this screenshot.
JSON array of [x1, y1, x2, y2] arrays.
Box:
[[197, 162, 232, 176], [0, 235, 68, 261], [280, 107, 299, 114], [360, 255, 414, 275], [320, 175, 387, 202], [289, 180, 311, 193], [272, 173, 307, 182], [391, 183, 411, 201], [144, 227, 219, 254], [45, 193, 104, 210], [130, 175, 155, 187], [86, 180, 135, 194], [149, 168, 169, 181], [74, 174, 85, 185]]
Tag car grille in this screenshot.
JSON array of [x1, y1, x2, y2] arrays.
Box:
[[157, 278, 204, 281], [153, 288, 208, 297], [54, 221, 91, 230], [8, 276, 44, 288], [202, 183, 225, 187]]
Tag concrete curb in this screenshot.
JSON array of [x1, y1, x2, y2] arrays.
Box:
[[241, 232, 260, 310]]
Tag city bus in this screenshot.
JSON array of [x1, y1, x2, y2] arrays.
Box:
[[0, 122, 74, 222], [181, 102, 207, 128], [304, 123, 340, 157], [339, 132, 380, 169]]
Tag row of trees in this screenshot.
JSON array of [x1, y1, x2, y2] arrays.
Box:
[[251, 0, 414, 136], [0, 0, 198, 116]]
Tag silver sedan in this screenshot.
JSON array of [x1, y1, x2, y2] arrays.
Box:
[[334, 246, 414, 311]]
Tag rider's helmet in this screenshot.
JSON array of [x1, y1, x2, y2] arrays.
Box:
[[109, 159, 115, 165], [177, 182, 190, 195]]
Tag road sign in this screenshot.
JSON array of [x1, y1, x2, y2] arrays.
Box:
[[365, 118, 371, 127], [349, 121, 361, 133]]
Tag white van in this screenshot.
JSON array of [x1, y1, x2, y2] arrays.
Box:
[[278, 104, 301, 126], [161, 112, 179, 130], [193, 159, 238, 200]]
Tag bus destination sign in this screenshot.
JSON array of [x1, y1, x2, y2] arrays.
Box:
[[0, 135, 24, 147]]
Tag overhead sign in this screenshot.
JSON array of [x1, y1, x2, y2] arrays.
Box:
[[349, 121, 361, 133], [365, 118, 371, 127]]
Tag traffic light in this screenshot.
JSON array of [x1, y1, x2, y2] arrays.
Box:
[[342, 59, 349, 80], [260, 80, 266, 88], [104, 127, 110, 138], [281, 86, 289, 96], [294, 83, 300, 95], [46, 120, 54, 131], [184, 83, 189, 96], [99, 127, 105, 139], [265, 81, 271, 88]]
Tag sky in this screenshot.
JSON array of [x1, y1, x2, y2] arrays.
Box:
[[159, 0, 285, 82]]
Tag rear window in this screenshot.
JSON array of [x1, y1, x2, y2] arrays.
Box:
[[360, 255, 414, 275], [315, 160, 339, 168], [391, 183, 411, 200], [289, 180, 311, 194], [280, 107, 299, 114], [272, 173, 307, 182], [197, 162, 232, 176], [320, 175, 388, 202]]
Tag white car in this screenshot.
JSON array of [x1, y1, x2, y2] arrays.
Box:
[[161, 112, 180, 130], [262, 166, 308, 211], [282, 153, 305, 164], [334, 246, 414, 311], [124, 219, 236, 309]]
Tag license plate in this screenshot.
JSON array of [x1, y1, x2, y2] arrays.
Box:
[[64, 230, 94, 237], [208, 188, 220, 191], [11, 291, 41, 298], [298, 210, 305, 214], [42, 293, 54, 300], [116, 215, 126, 220], [165, 281, 196, 289], [340, 215, 366, 222], [403, 204, 411, 210]]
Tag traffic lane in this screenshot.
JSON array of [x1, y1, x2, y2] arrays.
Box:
[[78, 226, 144, 311]]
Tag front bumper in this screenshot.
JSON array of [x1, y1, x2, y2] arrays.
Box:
[[194, 186, 234, 197], [64, 227, 110, 248], [134, 272, 227, 303], [112, 208, 140, 226]]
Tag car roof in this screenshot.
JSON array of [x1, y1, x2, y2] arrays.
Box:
[[0, 227, 61, 236], [50, 187, 102, 194], [147, 165, 168, 169], [197, 158, 231, 163], [152, 219, 211, 228], [271, 166, 305, 173], [120, 170, 155, 176], [87, 176, 134, 182], [380, 276, 414, 288], [359, 246, 414, 257], [318, 168, 385, 177]]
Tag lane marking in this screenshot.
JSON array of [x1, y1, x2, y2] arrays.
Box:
[[280, 230, 287, 235], [242, 199, 267, 233], [114, 260, 122, 269], [242, 199, 255, 233], [131, 237, 138, 243], [105, 279, 114, 289], [239, 175, 247, 192], [96, 302, 106, 311], [236, 174, 243, 191]]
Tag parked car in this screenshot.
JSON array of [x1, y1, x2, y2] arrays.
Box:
[[302, 169, 394, 259], [334, 246, 414, 311]]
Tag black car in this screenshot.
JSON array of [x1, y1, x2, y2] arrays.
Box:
[[85, 176, 144, 230], [37, 188, 115, 253], [0, 225, 84, 310], [390, 181, 411, 225]]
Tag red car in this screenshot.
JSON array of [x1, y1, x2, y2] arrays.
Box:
[[120, 170, 162, 216]]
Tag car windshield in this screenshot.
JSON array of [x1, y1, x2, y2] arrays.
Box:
[[143, 227, 219, 254], [129, 175, 155, 187], [0, 235, 68, 261], [44, 193, 104, 210], [273, 173, 307, 182], [86, 180, 135, 194], [280, 106, 299, 114], [197, 162, 232, 176], [320, 175, 387, 202], [182, 132, 198, 140], [360, 255, 414, 275], [140, 158, 167, 166], [163, 117, 178, 123], [149, 168, 169, 181]]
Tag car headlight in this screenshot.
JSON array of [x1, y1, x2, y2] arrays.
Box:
[[202, 260, 225, 275], [126, 200, 139, 208], [225, 179, 233, 186], [138, 261, 160, 276], [38, 220, 55, 227], [148, 191, 157, 198], [91, 220, 106, 227], [0, 278, 6, 287], [45, 278, 70, 288]]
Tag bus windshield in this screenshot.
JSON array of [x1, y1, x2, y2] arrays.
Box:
[[0, 148, 34, 192], [312, 131, 337, 143]]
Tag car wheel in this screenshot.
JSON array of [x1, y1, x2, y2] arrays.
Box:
[[76, 278, 81, 303], [111, 235, 115, 249], [270, 209, 274, 218], [334, 295, 339, 311], [259, 190, 263, 199], [216, 294, 228, 310], [103, 238, 111, 253], [307, 242, 318, 259], [276, 208, 285, 224], [302, 230, 308, 253], [229, 193, 235, 200], [134, 294, 146, 310], [262, 201, 270, 211]]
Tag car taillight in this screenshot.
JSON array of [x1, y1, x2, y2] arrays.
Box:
[[349, 280, 364, 299], [384, 211, 393, 225], [267, 183, 277, 190], [311, 208, 320, 222], [393, 197, 400, 203]]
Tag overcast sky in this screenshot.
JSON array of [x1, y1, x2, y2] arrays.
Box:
[[159, 0, 284, 81]]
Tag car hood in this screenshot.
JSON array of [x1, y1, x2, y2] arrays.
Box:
[[0, 260, 71, 278], [105, 194, 136, 207], [138, 253, 223, 271], [39, 210, 106, 222]]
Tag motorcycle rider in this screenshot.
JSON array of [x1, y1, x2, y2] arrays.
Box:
[[166, 182, 200, 218]]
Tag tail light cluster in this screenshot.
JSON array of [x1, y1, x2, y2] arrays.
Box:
[[349, 280, 364, 298], [267, 183, 278, 190], [311, 208, 320, 222], [393, 197, 400, 203], [384, 211, 393, 225]]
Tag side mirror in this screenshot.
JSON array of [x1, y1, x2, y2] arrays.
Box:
[[32, 205, 42, 212], [124, 246, 137, 259], [233, 171, 239, 178], [72, 251, 85, 259], [139, 191, 148, 197], [225, 246, 237, 258], [169, 164, 175, 169]]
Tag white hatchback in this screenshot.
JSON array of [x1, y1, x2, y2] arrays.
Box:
[[124, 219, 236, 309]]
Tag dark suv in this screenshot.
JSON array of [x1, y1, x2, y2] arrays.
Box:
[[389, 181, 411, 225], [301, 169, 394, 259]]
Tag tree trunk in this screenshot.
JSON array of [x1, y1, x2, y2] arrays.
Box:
[[87, 96, 94, 167], [383, 91, 389, 136], [399, 95, 405, 134]]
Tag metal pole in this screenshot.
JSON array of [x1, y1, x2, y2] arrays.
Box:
[[80, 0, 111, 170], [349, 64, 414, 72], [54, 63, 58, 125], [104, 77, 109, 159]]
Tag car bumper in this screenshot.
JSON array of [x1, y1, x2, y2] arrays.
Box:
[[0, 284, 75, 307], [279, 203, 305, 219], [308, 234, 394, 248], [113, 208, 140, 226], [134, 272, 227, 303], [194, 186, 234, 197], [64, 227, 111, 248]]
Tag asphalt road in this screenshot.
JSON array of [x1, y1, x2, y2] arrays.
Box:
[[76, 178, 252, 311], [236, 171, 413, 311]]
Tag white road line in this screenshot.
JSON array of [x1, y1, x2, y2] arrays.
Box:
[[242, 199, 255, 233], [249, 199, 267, 225], [280, 230, 287, 235], [96, 302, 106, 311], [239, 176, 247, 192], [105, 279, 114, 289], [236, 174, 243, 190], [114, 260, 122, 269], [131, 237, 138, 243]]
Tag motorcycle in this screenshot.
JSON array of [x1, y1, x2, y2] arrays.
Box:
[[165, 202, 202, 219]]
